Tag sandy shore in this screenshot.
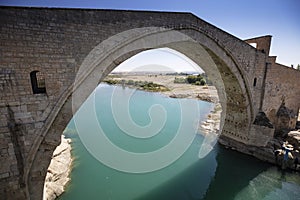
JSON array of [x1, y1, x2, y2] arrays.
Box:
[[107, 74, 219, 103]]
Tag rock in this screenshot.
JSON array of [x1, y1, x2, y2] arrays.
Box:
[[199, 103, 221, 136], [196, 94, 217, 103], [169, 94, 189, 98], [43, 135, 72, 200], [287, 130, 300, 151]]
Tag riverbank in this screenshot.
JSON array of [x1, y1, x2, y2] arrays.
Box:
[[199, 103, 221, 136], [103, 74, 219, 103], [43, 135, 72, 200]]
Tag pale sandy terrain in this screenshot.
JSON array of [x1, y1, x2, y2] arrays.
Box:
[[108, 74, 219, 103]]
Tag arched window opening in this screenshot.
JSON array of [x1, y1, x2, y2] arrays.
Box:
[[30, 70, 46, 94], [253, 77, 257, 87]]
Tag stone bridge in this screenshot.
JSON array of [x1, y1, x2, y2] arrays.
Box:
[[0, 6, 299, 199]]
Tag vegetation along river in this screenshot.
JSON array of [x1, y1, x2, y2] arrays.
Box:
[[58, 84, 300, 200]]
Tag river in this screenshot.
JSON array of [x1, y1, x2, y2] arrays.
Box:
[[58, 84, 300, 200]]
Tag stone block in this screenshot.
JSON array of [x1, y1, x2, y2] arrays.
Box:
[[13, 112, 32, 120], [0, 172, 10, 179], [10, 164, 18, 173], [34, 122, 44, 129], [20, 104, 27, 112], [0, 138, 9, 147], [249, 124, 274, 146], [0, 120, 7, 127], [0, 148, 8, 155], [8, 148, 15, 156], [0, 157, 10, 172]]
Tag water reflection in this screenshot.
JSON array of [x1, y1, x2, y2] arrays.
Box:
[[203, 146, 300, 200], [136, 147, 217, 200], [234, 167, 300, 200], [203, 146, 271, 200]]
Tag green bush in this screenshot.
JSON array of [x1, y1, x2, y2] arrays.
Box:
[[186, 74, 206, 85], [174, 77, 187, 83], [127, 80, 134, 85], [186, 75, 204, 84], [104, 79, 119, 85], [200, 79, 206, 85]]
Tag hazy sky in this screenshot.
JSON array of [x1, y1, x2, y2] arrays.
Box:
[[113, 48, 205, 73], [1, 0, 299, 70]]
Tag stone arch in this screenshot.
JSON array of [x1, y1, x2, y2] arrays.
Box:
[[25, 27, 253, 199]]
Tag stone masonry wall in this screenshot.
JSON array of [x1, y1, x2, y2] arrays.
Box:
[[263, 62, 300, 131]]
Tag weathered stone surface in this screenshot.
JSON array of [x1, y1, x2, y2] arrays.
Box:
[[287, 130, 300, 150], [249, 124, 274, 147], [274, 102, 298, 136], [43, 135, 72, 200]]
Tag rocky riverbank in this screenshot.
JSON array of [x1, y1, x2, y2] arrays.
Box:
[[43, 135, 72, 200], [104, 74, 219, 103], [219, 131, 300, 172], [199, 103, 221, 135]]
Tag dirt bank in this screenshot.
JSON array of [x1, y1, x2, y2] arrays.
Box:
[[105, 74, 219, 103]]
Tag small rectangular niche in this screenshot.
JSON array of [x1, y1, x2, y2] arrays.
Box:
[[30, 70, 46, 94]]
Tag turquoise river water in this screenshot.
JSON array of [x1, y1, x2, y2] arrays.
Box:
[[58, 84, 300, 200]]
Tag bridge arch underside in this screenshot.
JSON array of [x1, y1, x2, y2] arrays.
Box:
[[27, 28, 253, 199]]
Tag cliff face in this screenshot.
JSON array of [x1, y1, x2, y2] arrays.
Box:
[[43, 135, 72, 200]]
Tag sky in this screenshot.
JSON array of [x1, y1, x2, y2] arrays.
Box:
[[112, 48, 204, 73], [1, 0, 299, 70]]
